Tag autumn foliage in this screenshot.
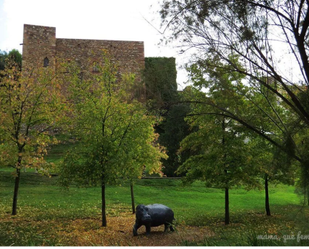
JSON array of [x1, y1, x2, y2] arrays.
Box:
[[0, 60, 66, 215]]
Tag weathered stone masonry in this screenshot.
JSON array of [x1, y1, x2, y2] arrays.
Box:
[[22, 25, 57, 70], [22, 24, 145, 81]]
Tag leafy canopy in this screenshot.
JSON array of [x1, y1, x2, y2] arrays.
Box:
[[60, 53, 167, 187], [0, 59, 66, 173]]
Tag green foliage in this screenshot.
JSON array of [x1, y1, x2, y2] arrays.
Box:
[[145, 57, 178, 107], [181, 54, 299, 219], [0, 49, 22, 71], [179, 56, 260, 190], [0, 65, 66, 172], [7, 49, 22, 69], [59, 52, 167, 187], [144, 57, 190, 176], [159, 101, 191, 176], [0, 59, 66, 215], [0, 50, 7, 71], [159, 0, 309, 200]]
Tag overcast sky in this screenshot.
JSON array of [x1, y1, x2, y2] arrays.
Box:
[[0, 0, 188, 89]]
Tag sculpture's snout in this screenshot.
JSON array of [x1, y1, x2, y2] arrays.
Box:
[[141, 214, 151, 222], [136, 204, 152, 223]]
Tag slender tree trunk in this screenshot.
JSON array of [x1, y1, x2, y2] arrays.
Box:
[[225, 187, 229, 225], [265, 173, 271, 216], [130, 182, 135, 214], [304, 186, 309, 206], [12, 167, 21, 215], [222, 117, 229, 225], [12, 153, 23, 216], [305, 184, 309, 206], [101, 178, 107, 227]]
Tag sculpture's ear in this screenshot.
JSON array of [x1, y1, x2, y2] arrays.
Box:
[[136, 204, 144, 210]]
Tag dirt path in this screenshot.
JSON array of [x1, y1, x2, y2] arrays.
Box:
[[56, 214, 214, 246]]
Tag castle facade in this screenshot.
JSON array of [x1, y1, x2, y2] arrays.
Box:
[[22, 24, 145, 80]]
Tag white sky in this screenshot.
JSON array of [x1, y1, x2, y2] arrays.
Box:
[[0, 0, 188, 89]]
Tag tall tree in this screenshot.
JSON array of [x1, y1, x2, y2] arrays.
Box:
[[248, 134, 296, 216], [178, 88, 260, 225], [159, 0, 309, 193], [178, 59, 261, 224], [184, 54, 296, 216], [59, 55, 167, 227], [0, 58, 66, 215]]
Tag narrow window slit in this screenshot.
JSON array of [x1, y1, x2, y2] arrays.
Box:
[[43, 57, 49, 67]]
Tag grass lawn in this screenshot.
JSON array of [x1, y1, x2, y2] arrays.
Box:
[[1, 169, 309, 246]]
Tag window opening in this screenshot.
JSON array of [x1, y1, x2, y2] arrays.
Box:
[[43, 57, 49, 67]]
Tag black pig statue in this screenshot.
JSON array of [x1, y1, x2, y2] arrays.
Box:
[[133, 204, 175, 236]]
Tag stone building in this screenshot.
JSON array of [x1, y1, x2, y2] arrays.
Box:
[[21, 24, 177, 103], [22, 24, 145, 83]]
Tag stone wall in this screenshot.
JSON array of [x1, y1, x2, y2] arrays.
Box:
[[22, 24, 145, 82], [56, 38, 144, 79]]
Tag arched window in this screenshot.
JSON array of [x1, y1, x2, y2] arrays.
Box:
[[43, 57, 49, 67]]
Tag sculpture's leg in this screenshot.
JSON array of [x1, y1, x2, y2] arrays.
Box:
[[164, 223, 169, 232], [133, 223, 141, 236], [170, 224, 175, 232], [145, 225, 151, 235]]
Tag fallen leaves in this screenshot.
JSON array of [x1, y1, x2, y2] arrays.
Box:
[[54, 213, 214, 246], [0, 210, 215, 246]]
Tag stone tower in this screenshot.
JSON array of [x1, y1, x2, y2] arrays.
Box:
[[22, 24, 56, 71]]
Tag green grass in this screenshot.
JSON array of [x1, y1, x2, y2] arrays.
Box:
[[45, 141, 74, 163], [0, 171, 299, 222], [0, 139, 307, 245], [1, 168, 309, 246]]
